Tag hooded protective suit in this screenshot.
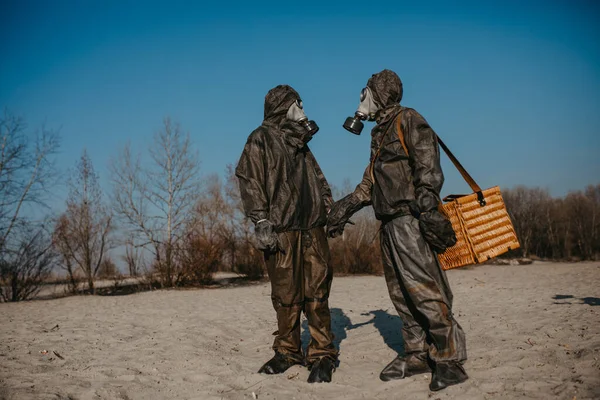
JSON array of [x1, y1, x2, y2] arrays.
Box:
[[235, 85, 337, 365], [328, 70, 467, 370]]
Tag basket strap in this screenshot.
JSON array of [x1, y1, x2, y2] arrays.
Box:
[[435, 136, 482, 193], [396, 115, 486, 206]]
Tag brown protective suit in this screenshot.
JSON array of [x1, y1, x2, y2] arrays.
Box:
[[265, 229, 335, 363], [330, 70, 467, 364], [235, 85, 337, 364]]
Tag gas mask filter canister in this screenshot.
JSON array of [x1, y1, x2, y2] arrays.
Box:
[[287, 99, 319, 136], [343, 87, 380, 135]]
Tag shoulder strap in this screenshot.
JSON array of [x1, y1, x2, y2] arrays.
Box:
[[369, 135, 386, 182], [395, 116, 409, 155], [369, 113, 399, 182], [395, 115, 484, 199]]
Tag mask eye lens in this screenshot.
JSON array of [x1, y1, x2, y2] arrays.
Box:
[[360, 88, 367, 102]]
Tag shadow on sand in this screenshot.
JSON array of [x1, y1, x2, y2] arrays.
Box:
[[552, 294, 600, 306], [301, 308, 405, 358]]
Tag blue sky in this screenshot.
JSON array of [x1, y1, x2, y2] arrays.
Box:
[[1, 0, 599, 212]]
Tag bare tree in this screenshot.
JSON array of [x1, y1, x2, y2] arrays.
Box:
[[122, 235, 143, 277], [110, 118, 201, 287], [222, 164, 264, 278], [58, 150, 112, 294], [503, 186, 552, 258], [0, 109, 60, 301], [0, 109, 60, 255], [501, 184, 600, 261], [222, 165, 240, 270], [179, 174, 232, 284], [565, 190, 596, 260], [584, 184, 600, 259]]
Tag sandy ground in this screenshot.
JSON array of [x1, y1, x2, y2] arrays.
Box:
[[1, 262, 599, 400]]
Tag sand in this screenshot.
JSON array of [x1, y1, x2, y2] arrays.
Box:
[[1, 261, 599, 400]]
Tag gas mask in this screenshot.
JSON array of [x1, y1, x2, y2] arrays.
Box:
[[286, 99, 319, 136], [343, 87, 380, 135]]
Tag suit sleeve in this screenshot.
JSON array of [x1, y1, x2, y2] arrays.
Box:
[[306, 150, 333, 212], [350, 130, 383, 207], [403, 110, 444, 213], [235, 133, 269, 223], [351, 163, 373, 206]]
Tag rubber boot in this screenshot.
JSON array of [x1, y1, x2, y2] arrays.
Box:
[[429, 362, 468, 391], [307, 357, 335, 383], [258, 352, 302, 375], [380, 352, 430, 381]]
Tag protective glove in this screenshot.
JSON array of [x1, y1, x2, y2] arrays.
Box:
[[327, 221, 347, 239], [327, 194, 361, 238], [255, 219, 280, 253], [418, 209, 457, 253]]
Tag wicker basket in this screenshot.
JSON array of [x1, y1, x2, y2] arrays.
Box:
[[438, 186, 520, 270], [393, 114, 520, 270]]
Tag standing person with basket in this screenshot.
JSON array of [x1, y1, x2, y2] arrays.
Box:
[[327, 69, 468, 391]]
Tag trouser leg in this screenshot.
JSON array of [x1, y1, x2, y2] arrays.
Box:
[[302, 227, 337, 363], [264, 231, 304, 362], [381, 215, 467, 363], [380, 222, 429, 356]]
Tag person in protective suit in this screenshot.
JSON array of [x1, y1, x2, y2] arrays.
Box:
[[328, 70, 468, 391], [235, 85, 338, 383]]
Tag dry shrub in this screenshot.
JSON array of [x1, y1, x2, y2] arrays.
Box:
[[0, 227, 57, 302], [179, 232, 223, 285], [232, 241, 265, 280], [503, 184, 600, 261], [97, 257, 118, 279], [329, 209, 382, 275]]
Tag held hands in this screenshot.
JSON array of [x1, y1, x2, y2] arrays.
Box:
[[326, 194, 359, 238], [327, 221, 347, 238]]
